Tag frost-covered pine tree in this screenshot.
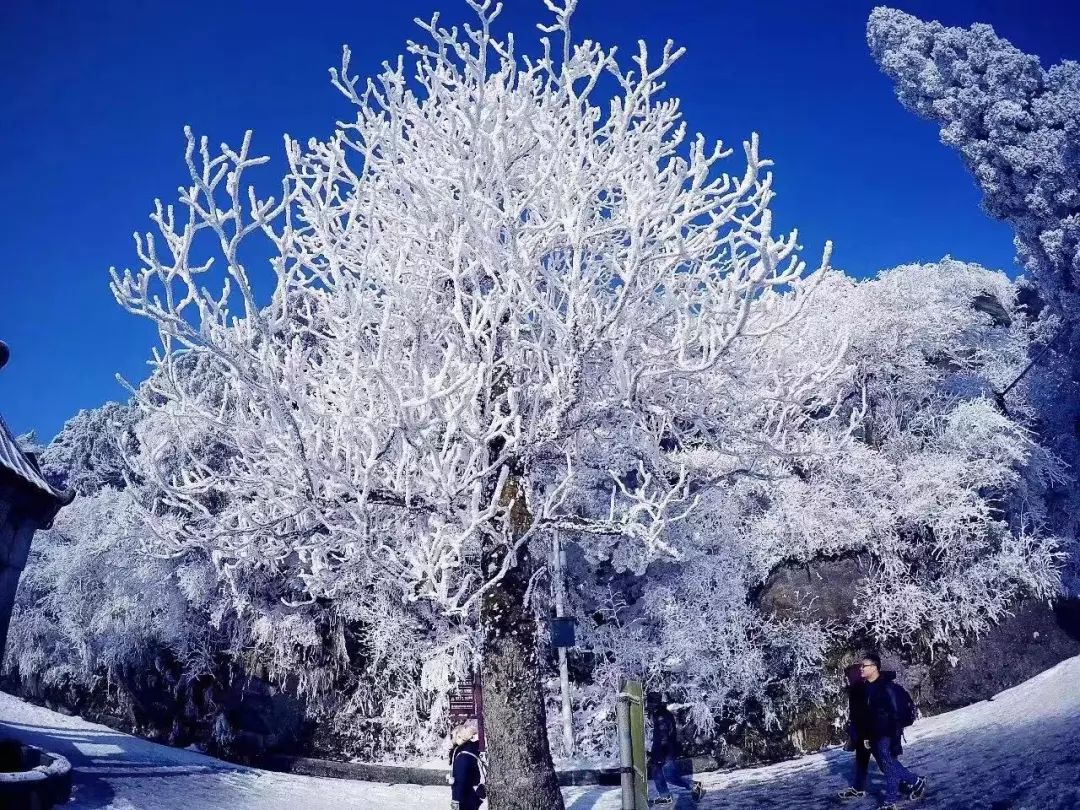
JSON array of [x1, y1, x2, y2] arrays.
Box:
[[110, 2, 840, 805], [868, 6, 1080, 590], [38, 402, 138, 496]]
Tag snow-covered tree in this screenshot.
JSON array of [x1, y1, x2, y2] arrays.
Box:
[[109, 2, 841, 804], [38, 402, 138, 495], [868, 6, 1080, 592], [767, 260, 1064, 648], [7, 399, 461, 760], [558, 258, 1064, 759], [4, 487, 220, 728]]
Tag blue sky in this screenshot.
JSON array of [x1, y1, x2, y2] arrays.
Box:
[[1, 0, 1078, 441]]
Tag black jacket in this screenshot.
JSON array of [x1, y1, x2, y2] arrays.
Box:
[[648, 706, 681, 760], [450, 740, 484, 810], [848, 672, 904, 743]]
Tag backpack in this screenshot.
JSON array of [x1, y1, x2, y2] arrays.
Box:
[[890, 682, 918, 728]]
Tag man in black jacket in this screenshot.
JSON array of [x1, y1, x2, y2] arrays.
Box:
[[646, 692, 704, 806], [838, 653, 926, 809]]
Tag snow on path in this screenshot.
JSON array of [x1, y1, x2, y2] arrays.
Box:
[[567, 655, 1080, 810], [3, 656, 1080, 810], [0, 699, 443, 810]]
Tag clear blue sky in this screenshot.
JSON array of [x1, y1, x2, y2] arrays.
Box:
[[1, 0, 1078, 441]]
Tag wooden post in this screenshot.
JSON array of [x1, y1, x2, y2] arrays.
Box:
[[616, 683, 635, 810], [617, 679, 649, 810]]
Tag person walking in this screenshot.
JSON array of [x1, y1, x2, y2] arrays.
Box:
[[646, 692, 704, 806], [837, 652, 927, 809], [449, 719, 486, 810]]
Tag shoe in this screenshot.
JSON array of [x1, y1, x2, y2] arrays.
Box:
[[837, 787, 867, 800], [653, 798, 674, 807], [691, 781, 705, 801], [907, 776, 927, 800]]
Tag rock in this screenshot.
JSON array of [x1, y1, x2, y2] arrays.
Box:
[[890, 598, 1080, 714], [755, 555, 1080, 718], [754, 554, 871, 625], [221, 677, 306, 758]]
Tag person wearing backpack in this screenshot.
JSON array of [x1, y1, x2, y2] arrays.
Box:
[[837, 652, 926, 809], [449, 719, 486, 810], [645, 692, 705, 806]]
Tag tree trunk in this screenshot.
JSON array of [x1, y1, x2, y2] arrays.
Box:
[[480, 477, 565, 810]]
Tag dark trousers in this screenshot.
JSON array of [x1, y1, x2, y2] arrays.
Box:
[[650, 756, 694, 798], [854, 737, 918, 803]]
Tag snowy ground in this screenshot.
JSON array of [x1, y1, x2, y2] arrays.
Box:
[[2, 656, 1079, 810]]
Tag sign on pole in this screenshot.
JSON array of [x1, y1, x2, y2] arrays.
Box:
[[449, 670, 486, 751]]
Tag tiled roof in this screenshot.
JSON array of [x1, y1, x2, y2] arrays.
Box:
[[0, 413, 66, 502]]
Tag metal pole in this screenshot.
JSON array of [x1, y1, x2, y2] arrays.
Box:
[[616, 680, 636, 810], [474, 667, 486, 752], [552, 530, 574, 757]]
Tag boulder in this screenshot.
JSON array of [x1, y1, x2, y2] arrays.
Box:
[[754, 554, 871, 626]]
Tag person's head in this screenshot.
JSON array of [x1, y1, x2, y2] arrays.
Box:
[[452, 719, 480, 746], [858, 651, 882, 682]]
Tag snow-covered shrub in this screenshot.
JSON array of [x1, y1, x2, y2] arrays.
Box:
[[547, 259, 1065, 759], [568, 555, 833, 756], [4, 487, 220, 726], [4, 485, 459, 760], [748, 260, 1065, 649]]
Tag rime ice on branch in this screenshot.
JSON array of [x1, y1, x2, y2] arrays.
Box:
[[111, 0, 840, 619]]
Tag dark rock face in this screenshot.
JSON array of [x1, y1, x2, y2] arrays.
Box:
[[754, 554, 871, 626], [5, 656, 306, 763], [756, 556, 1080, 717], [754, 555, 1080, 756], [220, 677, 306, 757], [881, 599, 1080, 715]]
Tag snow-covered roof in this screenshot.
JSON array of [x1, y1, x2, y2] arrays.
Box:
[[0, 413, 67, 503]]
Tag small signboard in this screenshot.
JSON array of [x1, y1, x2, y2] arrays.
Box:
[[449, 675, 478, 721], [448, 671, 486, 751], [550, 616, 576, 648]]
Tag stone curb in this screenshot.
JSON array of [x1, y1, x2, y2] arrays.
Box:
[[260, 753, 718, 788], [0, 744, 73, 808]]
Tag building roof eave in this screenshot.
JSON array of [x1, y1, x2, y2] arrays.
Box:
[[0, 414, 72, 507]]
